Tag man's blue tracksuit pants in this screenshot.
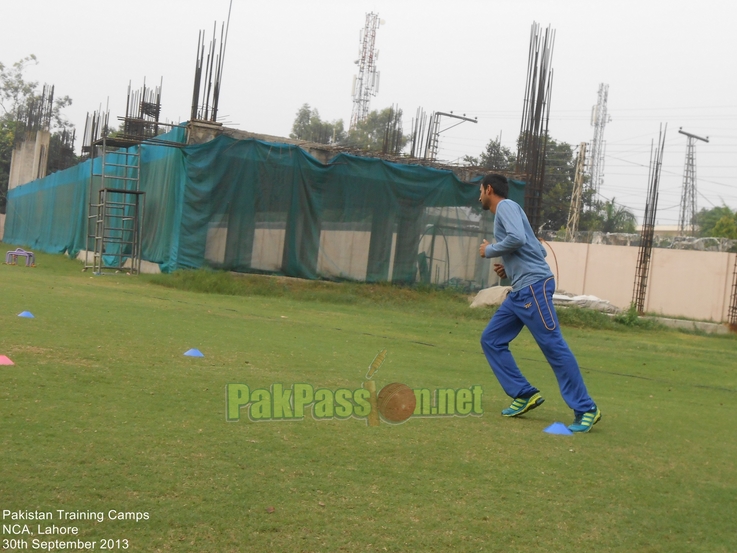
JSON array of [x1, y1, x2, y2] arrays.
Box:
[[480, 277, 596, 415]]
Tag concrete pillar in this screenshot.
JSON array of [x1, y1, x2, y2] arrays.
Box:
[[8, 130, 50, 190], [186, 121, 223, 145]]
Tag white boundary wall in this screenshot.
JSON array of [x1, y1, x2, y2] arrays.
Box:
[[544, 241, 736, 323], [199, 225, 736, 322]]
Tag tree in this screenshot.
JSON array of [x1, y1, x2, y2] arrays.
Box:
[[1, 55, 77, 213], [465, 138, 516, 170], [712, 215, 737, 239], [538, 138, 578, 231], [289, 104, 408, 154], [289, 104, 345, 144], [47, 130, 79, 174], [695, 205, 737, 238], [0, 55, 39, 117], [596, 198, 637, 233], [469, 135, 598, 232], [0, 119, 15, 206], [521, 137, 608, 233], [470, 135, 587, 232], [340, 106, 407, 153]]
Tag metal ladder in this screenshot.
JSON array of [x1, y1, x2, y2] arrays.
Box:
[[85, 136, 145, 275]]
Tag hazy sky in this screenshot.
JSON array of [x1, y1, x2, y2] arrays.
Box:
[[2, 0, 736, 226]]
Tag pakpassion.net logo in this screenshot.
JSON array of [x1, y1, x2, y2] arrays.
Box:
[[226, 350, 483, 426]]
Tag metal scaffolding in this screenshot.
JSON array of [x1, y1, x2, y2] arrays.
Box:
[[83, 112, 144, 275], [81, 81, 185, 275]]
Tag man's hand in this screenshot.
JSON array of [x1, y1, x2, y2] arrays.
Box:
[[493, 263, 507, 279], [479, 239, 489, 258]]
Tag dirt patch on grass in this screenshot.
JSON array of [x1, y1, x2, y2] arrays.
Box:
[[9, 345, 53, 355]]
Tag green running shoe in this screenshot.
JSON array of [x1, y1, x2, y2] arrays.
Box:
[[501, 393, 545, 417], [568, 407, 602, 433]]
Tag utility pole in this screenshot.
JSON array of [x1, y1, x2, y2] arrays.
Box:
[[566, 142, 587, 242], [588, 83, 610, 205], [677, 128, 709, 236], [350, 13, 382, 130], [424, 111, 477, 161]]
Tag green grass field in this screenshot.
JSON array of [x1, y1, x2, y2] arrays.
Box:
[[1, 244, 736, 552]]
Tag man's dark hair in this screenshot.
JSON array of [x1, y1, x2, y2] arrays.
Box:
[[481, 173, 509, 199]]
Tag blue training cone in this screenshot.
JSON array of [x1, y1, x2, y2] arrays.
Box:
[[544, 422, 573, 436], [184, 348, 204, 357], [18, 311, 35, 318]]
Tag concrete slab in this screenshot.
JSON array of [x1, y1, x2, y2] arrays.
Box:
[[642, 316, 730, 335]]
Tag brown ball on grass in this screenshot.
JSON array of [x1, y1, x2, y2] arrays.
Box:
[[377, 383, 416, 423]]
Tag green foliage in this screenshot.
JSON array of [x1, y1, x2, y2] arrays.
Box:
[[472, 133, 640, 236], [1, 55, 73, 133], [465, 137, 516, 170], [0, 55, 38, 116], [289, 103, 345, 144], [0, 55, 77, 213], [469, 135, 594, 233], [538, 140, 636, 234], [615, 304, 641, 326], [596, 197, 638, 234], [47, 129, 80, 174], [696, 205, 737, 238], [340, 106, 407, 153], [613, 305, 663, 330], [0, 57, 38, 212], [555, 306, 617, 329], [712, 215, 737, 239], [539, 138, 577, 231], [0, 119, 15, 211], [555, 305, 667, 331]]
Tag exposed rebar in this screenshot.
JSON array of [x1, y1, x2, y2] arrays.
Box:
[[516, 22, 555, 234], [633, 124, 667, 314]]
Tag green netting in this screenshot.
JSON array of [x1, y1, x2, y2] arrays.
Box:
[[5, 127, 188, 272], [5, 130, 525, 289]]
